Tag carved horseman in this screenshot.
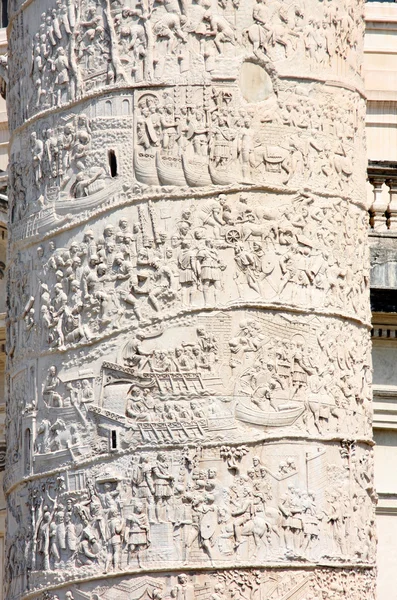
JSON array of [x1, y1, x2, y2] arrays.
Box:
[[231, 487, 255, 549]]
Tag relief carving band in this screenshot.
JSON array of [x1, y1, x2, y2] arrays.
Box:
[[5, 0, 375, 599], [7, 0, 365, 131], [6, 310, 372, 473], [6, 438, 376, 592], [7, 192, 370, 364], [9, 81, 366, 240]]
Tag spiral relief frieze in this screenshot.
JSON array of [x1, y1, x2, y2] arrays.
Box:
[[5, 0, 375, 599]]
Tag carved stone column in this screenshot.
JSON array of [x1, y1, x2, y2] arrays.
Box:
[[5, 2, 376, 600]]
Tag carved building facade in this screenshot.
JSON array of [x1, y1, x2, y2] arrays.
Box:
[[0, 1, 395, 600]]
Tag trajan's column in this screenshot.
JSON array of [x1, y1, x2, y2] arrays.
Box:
[[4, 1, 376, 600]]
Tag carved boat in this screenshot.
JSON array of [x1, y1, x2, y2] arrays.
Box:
[[26, 207, 69, 237], [182, 155, 212, 187], [34, 444, 91, 472], [156, 152, 186, 187], [235, 400, 304, 427], [209, 161, 238, 186], [100, 361, 224, 397], [130, 415, 237, 443], [134, 149, 160, 186], [57, 177, 120, 216], [37, 206, 59, 229]]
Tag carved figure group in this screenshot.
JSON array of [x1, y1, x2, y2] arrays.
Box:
[[29, 112, 110, 200], [26, 442, 375, 577], [8, 565, 376, 600], [32, 4, 77, 109], [11, 191, 367, 360], [247, 0, 362, 70], [133, 86, 358, 193]]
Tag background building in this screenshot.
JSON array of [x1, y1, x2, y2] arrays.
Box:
[[0, 2, 395, 598], [365, 4, 397, 598]]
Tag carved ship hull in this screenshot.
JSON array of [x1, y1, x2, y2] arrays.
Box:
[[34, 444, 91, 472], [156, 152, 186, 186], [182, 155, 212, 187], [235, 400, 304, 427], [101, 361, 224, 396], [134, 149, 160, 186], [12, 207, 69, 241], [35, 207, 63, 232], [209, 161, 239, 186], [131, 415, 237, 443], [57, 178, 120, 216]]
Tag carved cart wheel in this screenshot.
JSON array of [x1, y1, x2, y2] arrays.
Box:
[[225, 228, 241, 244]]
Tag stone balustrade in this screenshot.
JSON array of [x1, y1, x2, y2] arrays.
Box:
[[369, 162, 397, 231]]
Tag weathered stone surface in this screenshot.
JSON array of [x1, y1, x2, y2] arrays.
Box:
[[5, 0, 375, 599]]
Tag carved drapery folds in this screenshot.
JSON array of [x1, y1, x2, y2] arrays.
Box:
[[6, 1, 374, 600]]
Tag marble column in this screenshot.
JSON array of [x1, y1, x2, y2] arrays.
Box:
[[5, 1, 376, 600]]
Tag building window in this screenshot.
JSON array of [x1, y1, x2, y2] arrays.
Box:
[[111, 430, 117, 450], [108, 150, 118, 177], [1, 0, 7, 28]]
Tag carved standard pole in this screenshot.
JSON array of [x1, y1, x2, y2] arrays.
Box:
[[5, 1, 376, 600]]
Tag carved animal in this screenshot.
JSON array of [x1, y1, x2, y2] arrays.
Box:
[[240, 509, 281, 556]]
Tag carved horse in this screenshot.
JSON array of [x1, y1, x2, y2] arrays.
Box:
[[245, 23, 269, 56], [240, 508, 282, 557], [245, 22, 294, 59], [241, 211, 280, 241], [308, 397, 341, 435]]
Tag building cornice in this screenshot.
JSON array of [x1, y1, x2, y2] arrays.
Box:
[[373, 384, 397, 429], [366, 2, 397, 26], [377, 493, 397, 515]]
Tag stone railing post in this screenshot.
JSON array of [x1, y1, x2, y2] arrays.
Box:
[[369, 176, 388, 231], [386, 177, 397, 231]]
